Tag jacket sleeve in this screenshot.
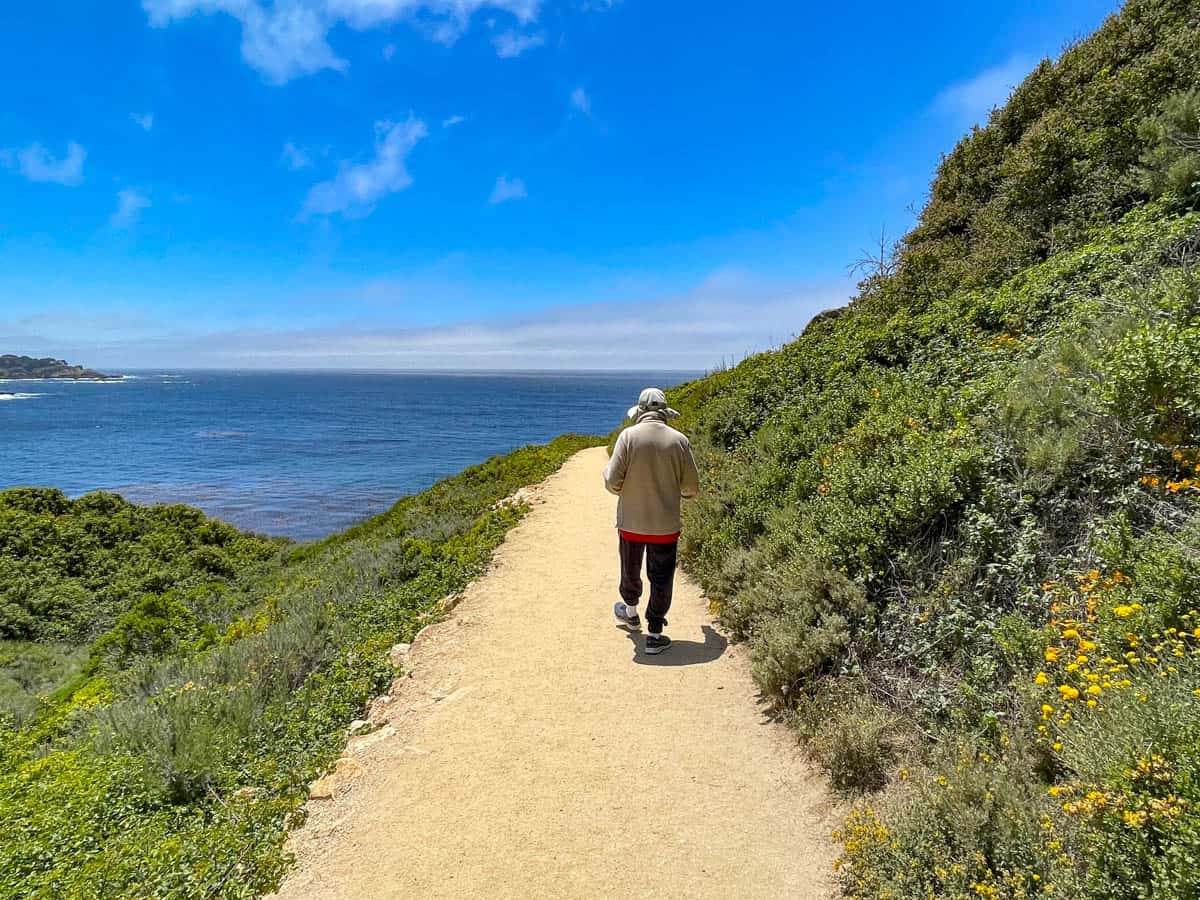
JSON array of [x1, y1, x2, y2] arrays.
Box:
[[603, 432, 628, 495], [679, 438, 700, 499]]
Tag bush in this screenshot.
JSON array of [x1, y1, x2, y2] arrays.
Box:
[[797, 689, 904, 794], [1139, 88, 1200, 205]]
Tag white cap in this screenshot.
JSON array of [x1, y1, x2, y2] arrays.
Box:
[[626, 387, 680, 420]]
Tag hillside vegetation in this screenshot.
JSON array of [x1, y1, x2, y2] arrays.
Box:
[[0, 355, 116, 380], [665, 1, 1200, 895], [0, 435, 597, 898]]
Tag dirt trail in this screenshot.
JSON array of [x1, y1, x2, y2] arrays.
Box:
[[273, 446, 838, 899]]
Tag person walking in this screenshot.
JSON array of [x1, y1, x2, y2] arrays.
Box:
[[603, 387, 701, 654]]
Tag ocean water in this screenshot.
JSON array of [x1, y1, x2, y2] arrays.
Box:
[[0, 371, 696, 541]]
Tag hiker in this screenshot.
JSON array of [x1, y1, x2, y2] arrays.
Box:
[[603, 388, 701, 654]]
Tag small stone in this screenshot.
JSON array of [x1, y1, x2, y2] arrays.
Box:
[[333, 757, 364, 779], [347, 719, 370, 735], [366, 695, 393, 721], [388, 643, 412, 667], [347, 725, 396, 752], [308, 777, 335, 800], [307, 757, 365, 800]]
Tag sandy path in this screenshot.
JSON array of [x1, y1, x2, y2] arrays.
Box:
[[273, 446, 838, 900]]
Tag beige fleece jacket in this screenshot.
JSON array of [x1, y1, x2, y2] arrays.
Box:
[[603, 412, 701, 535]]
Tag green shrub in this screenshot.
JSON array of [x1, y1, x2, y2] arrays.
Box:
[[1139, 88, 1200, 205], [798, 689, 904, 795], [89, 593, 212, 673]]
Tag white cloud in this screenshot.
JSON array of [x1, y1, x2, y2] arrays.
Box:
[[110, 189, 151, 228], [2, 141, 87, 186], [933, 55, 1034, 126], [442, 114, 466, 128], [492, 29, 543, 58], [282, 141, 313, 170], [43, 271, 851, 370], [489, 175, 526, 204], [302, 117, 427, 218], [569, 86, 590, 115], [382, 41, 397, 60], [142, 0, 542, 83], [131, 112, 155, 131]]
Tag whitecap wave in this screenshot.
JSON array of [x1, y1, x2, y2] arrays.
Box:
[[0, 392, 44, 401]]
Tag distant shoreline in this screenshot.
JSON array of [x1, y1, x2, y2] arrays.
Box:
[[0, 375, 130, 383], [0, 355, 123, 381]]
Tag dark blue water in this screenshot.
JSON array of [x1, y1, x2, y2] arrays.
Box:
[[0, 371, 695, 541]]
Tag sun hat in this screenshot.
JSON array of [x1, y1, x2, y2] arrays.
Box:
[[626, 387, 680, 420]]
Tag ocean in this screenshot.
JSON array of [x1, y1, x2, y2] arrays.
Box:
[[0, 371, 696, 541]]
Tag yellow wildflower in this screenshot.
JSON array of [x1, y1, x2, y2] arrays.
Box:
[[1123, 809, 1148, 828]]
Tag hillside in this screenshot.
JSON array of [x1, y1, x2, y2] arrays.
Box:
[[0, 435, 598, 898], [0, 355, 118, 380], [661, 0, 1200, 895]]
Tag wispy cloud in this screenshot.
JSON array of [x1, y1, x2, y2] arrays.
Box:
[[130, 112, 155, 132], [492, 29, 544, 58], [282, 141, 313, 170], [302, 117, 428, 219], [442, 114, 466, 128], [569, 86, 591, 115], [39, 271, 850, 370], [110, 189, 151, 228], [933, 55, 1034, 126], [142, 0, 542, 83], [489, 175, 526, 204], [2, 141, 86, 186]]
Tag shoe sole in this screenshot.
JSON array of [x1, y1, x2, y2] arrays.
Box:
[[644, 642, 670, 655]]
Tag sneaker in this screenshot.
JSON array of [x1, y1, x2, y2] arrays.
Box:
[[613, 601, 641, 629], [645, 634, 671, 655]]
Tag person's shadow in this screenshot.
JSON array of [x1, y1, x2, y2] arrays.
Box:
[[624, 624, 728, 666]]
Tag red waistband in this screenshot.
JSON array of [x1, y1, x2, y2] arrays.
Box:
[[619, 530, 680, 544]]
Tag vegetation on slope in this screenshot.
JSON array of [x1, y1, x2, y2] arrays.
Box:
[[0, 355, 117, 380], [665, 0, 1200, 895], [0, 434, 598, 899]]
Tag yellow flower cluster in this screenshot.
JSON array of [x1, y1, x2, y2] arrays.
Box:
[[1140, 448, 1200, 493], [832, 806, 891, 863], [988, 332, 1022, 351], [1035, 571, 1200, 738], [1046, 778, 1189, 830]]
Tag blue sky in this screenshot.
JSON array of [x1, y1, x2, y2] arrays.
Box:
[[0, 0, 1119, 370]]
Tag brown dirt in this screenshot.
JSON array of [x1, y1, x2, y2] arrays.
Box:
[[272, 446, 839, 899]]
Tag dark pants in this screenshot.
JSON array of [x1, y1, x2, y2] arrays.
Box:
[[618, 536, 678, 634]]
